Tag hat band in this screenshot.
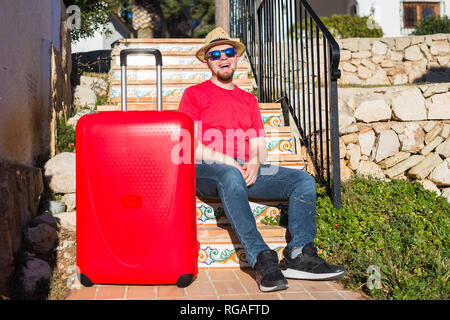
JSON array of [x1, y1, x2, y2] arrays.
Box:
[[210, 38, 230, 43]]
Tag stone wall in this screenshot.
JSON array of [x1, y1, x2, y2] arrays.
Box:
[[336, 83, 450, 200], [0, 0, 72, 297], [338, 34, 450, 86]]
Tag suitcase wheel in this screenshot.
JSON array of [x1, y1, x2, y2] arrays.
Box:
[[176, 274, 195, 288], [78, 273, 94, 287]]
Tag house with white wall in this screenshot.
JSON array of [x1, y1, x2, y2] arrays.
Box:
[[71, 13, 135, 53], [311, 0, 450, 37]]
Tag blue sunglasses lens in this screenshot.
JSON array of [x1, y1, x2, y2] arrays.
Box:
[[208, 48, 236, 60]]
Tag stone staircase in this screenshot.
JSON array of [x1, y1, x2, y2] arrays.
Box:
[[97, 38, 306, 269]]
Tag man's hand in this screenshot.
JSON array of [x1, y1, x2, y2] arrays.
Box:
[[241, 162, 260, 187]]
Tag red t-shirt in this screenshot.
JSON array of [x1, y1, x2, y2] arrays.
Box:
[[178, 80, 266, 161]]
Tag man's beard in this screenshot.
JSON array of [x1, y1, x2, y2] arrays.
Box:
[[217, 69, 234, 81]]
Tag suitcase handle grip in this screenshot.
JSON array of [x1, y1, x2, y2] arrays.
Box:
[[120, 48, 162, 67], [120, 48, 163, 112]]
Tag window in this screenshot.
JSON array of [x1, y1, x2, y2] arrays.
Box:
[[403, 2, 439, 28]]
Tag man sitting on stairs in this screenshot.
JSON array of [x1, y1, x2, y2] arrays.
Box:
[[178, 27, 346, 293]]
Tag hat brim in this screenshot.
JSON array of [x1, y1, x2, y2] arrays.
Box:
[[195, 40, 246, 63]]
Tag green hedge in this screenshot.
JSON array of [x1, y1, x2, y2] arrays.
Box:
[[412, 15, 450, 35], [263, 177, 450, 300], [290, 15, 383, 39]]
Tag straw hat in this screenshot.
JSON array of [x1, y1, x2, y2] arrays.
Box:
[[195, 27, 246, 63]]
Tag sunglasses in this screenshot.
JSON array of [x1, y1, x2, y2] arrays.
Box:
[[206, 47, 236, 61]]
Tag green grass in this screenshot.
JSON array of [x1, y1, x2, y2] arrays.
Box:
[[263, 176, 450, 300]]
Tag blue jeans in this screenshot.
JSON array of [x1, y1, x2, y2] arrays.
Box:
[[195, 159, 317, 267]]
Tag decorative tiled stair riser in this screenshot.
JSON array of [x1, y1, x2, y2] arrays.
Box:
[[109, 84, 254, 102], [196, 198, 288, 225], [198, 242, 286, 269], [112, 54, 251, 68], [112, 70, 249, 81]]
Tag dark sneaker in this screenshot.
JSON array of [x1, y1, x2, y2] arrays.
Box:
[[254, 249, 289, 292], [279, 243, 347, 281]]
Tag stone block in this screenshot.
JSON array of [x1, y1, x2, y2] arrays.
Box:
[[392, 87, 427, 121], [398, 122, 425, 152], [358, 65, 372, 79], [374, 130, 400, 163], [366, 69, 391, 85], [421, 136, 444, 155], [0, 162, 43, 296], [430, 41, 449, 56], [429, 158, 450, 186], [425, 123, 443, 144], [405, 45, 424, 61], [396, 37, 411, 51], [387, 50, 403, 61], [427, 92, 450, 120], [441, 124, 450, 139], [356, 160, 385, 179], [378, 151, 411, 169], [44, 152, 76, 194], [352, 51, 372, 59], [436, 137, 450, 158], [407, 152, 443, 180], [354, 97, 391, 123], [372, 40, 388, 55], [384, 155, 425, 178], [359, 130, 376, 156]]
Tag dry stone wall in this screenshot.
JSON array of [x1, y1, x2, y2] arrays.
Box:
[[336, 83, 450, 200], [337, 34, 450, 86]]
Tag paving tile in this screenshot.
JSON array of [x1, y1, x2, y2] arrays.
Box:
[[339, 290, 369, 300], [156, 285, 187, 299], [185, 280, 217, 297], [219, 294, 250, 300], [66, 287, 97, 300], [309, 291, 345, 300], [279, 292, 314, 300], [249, 292, 283, 300], [208, 270, 239, 281], [300, 280, 337, 292], [284, 280, 306, 293], [214, 280, 247, 296], [125, 286, 156, 300], [95, 285, 126, 300]]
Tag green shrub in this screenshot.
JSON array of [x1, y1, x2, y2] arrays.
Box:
[[263, 177, 450, 300], [56, 117, 76, 153], [322, 14, 383, 38], [290, 15, 383, 39], [412, 15, 450, 35]]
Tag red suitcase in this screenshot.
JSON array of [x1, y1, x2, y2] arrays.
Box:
[[76, 48, 198, 288]]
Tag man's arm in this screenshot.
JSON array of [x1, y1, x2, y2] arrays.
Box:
[[248, 136, 268, 165], [242, 136, 267, 186]]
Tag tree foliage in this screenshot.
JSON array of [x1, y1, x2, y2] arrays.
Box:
[[412, 15, 450, 35], [63, 0, 122, 42], [161, 0, 215, 38]]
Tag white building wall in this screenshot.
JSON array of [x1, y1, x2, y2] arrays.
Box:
[[71, 21, 127, 53], [356, 0, 450, 37], [0, 0, 61, 165]]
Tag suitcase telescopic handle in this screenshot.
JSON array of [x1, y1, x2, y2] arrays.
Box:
[[120, 48, 163, 112]]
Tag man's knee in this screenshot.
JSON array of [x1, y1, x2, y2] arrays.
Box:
[[216, 166, 246, 190], [292, 171, 317, 198]]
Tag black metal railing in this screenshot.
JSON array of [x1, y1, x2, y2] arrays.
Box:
[[230, 0, 342, 209]]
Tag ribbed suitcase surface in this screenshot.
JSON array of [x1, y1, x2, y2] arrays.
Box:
[[76, 110, 198, 285]]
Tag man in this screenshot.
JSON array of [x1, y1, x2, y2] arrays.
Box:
[[178, 27, 346, 292]]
